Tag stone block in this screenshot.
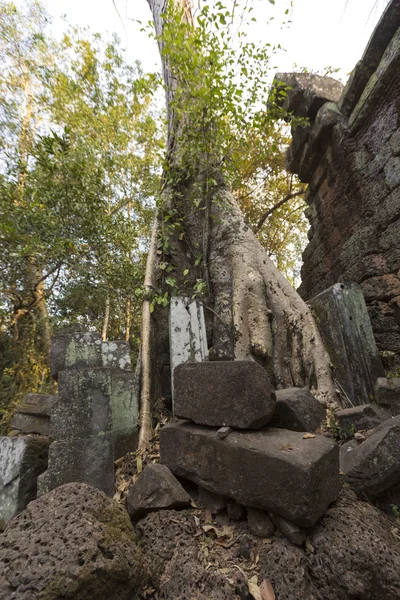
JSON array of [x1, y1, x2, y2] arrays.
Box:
[[51, 332, 103, 380], [126, 464, 190, 520], [160, 422, 340, 527], [343, 417, 400, 502], [375, 377, 400, 416], [37, 434, 114, 497], [198, 487, 226, 513], [335, 404, 385, 438], [102, 340, 131, 371], [0, 436, 49, 522], [174, 361, 275, 429], [270, 514, 306, 546], [169, 296, 208, 408], [270, 387, 326, 432], [11, 413, 51, 437], [309, 283, 385, 406], [339, 439, 360, 473], [16, 393, 55, 417], [53, 369, 113, 441], [111, 372, 138, 459]]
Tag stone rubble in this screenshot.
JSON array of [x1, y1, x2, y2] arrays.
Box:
[[270, 387, 326, 432]]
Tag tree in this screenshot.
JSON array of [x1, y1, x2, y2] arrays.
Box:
[[138, 0, 340, 448]]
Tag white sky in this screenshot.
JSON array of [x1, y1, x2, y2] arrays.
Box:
[[38, 0, 388, 82]]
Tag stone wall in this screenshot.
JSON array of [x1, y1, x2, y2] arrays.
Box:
[[273, 1, 400, 360]]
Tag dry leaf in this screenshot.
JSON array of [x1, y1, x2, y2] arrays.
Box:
[[259, 578, 276, 600], [136, 455, 143, 473], [305, 538, 315, 554], [280, 444, 293, 452], [248, 575, 263, 600], [204, 509, 213, 524], [303, 433, 316, 439]]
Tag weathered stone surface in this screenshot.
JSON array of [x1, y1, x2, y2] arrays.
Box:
[[343, 416, 400, 501], [37, 434, 114, 497], [174, 361, 276, 429], [0, 482, 147, 600], [259, 489, 400, 600], [198, 487, 226, 513], [375, 377, 400, 415], [111, 372, 138, 458], [160, 422, 340, 527], [51, 332, 103, 379], [270, 387, 326, 432], [270, 514, 306, 547], [0, 437, 48, 523], [126, 464, 190, 520], [309, 283, 385, 406], [335, 403, 385, 437], [102, 340, 131, 371], [16, 393, 54, 417], [10, 413, 51, 436], [247, 508, 274, 538], [216, 426, 232, 440], [169, 296, 208, 408], [339, 438, 361, 474]]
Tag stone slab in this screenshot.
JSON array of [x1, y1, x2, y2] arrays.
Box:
[[0, 436, 49, 522], [335, 403, 385, 438], [160, 422, 340, 527], [16, 393, 55, 417], [169, 296, 208, 409], [309, 283, 385, 406], [270, 387, 326, 432], [111, 372, 139, 459], [37, 434, 114, 497], [174, 361, 275, 429], [11, 413, 51, 437]]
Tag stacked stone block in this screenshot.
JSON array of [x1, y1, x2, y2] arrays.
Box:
[[160, 361, 340, 529]]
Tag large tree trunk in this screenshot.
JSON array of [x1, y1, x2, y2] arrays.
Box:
[[140, 0, 340, 447]]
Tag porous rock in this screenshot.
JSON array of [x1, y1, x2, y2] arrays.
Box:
[[0, 482, 147, 600], [136, 509, 237, 599], [270, 387, 326, 432], [375, 377, 400, 416], [259, 489, 400, 600], [126, 464, 191, 520], [173, 361, 276, 429], [335, 403, 386, 437], [160, 421, 340, 527], [247, 507, 274, 538], [343, 416, 400, 501]]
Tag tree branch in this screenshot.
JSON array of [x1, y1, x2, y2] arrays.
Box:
[[254, 189, 305, 233]]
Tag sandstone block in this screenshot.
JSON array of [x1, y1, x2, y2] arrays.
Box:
[[101, 340, 131, 371], [126, 464, 190, 520], [0, 436, 49, 522], [173, 361, 275, 429], [375, 377, 400, 415], [160, 422, 340, 527], [343, 417, 400, 501], [111, 372, 138, 458], [335, 404, 385, 438], [270, 387, 326, 432], [51, 332, 103, 379], [309, 283, 385, 406], [37, 434, 114, 497], [270, 514, 306, 546], [11, 413, 51, 437], [16, 393, 55, 417]]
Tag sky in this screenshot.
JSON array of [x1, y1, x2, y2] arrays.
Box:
[[37, 0, 388, 83]]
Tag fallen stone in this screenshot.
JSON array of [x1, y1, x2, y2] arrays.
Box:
[[15, 393, 54, 416], [375, 377, 400, 416], [160, 422, 340, 527], [270, 387, 326, 432], [270, 514, 306, 547], [0, 436, 49, 523], [10, 413, 51, 437], [227, 499, 246, 521], [126, 464, 191, 520], [335, 403, 385, 438], [0, 482, 147, 600], [339, 439, 360, 473], [173, 361, 276, 429], [309, 283, 385, 406], [198, 487, 226, 513], [247, 507, 275, 538], [37, 434, 114, 497], [216, 426, 232, 440], [343, 417, 400, 501], [50, 332, 103, 379]]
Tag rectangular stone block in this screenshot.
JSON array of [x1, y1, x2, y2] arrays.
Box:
[[51, 332, 103, 380], [52, 369, 113, 441], [17, 393, 55, 417], [174, 361, 275, 429], [0, 437, 49, 522], [102, 341, 131, 371], [11, 413, 51, 437], [111, 372, 139, 459], [37, 434, 114, 497], [309, 283, 385, 406], [160, 422, 340, 527], [169, 297, 208, 409]]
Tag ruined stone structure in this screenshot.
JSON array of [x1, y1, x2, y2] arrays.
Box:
[[273, 1, 400, 360]]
